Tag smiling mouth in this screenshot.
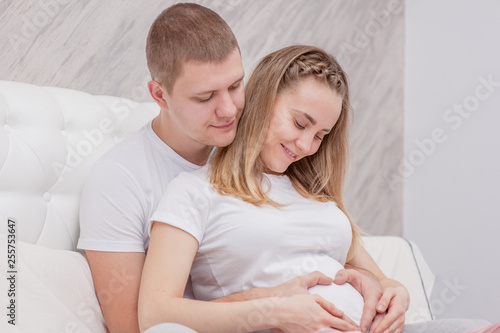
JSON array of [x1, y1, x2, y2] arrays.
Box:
[[212, 120, 235, 130], [281, 144, 297, 160]]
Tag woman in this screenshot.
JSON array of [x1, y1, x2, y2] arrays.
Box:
[[138, 45, 409, 333]]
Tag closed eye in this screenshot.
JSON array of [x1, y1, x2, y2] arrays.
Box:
[[294, 119, 305, 129], [229, 82, 241, 90], [198, 93, 214, 102]]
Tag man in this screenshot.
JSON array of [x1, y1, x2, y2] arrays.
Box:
[[77, 3, 415, 333]]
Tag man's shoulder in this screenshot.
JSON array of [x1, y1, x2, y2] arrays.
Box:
[[96, 124, 151, 165], [94, 122, 199, 177], [84, 123, 159, 190]]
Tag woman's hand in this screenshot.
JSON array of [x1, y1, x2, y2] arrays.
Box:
[[334, 269, 409, 333], [333, 268, 383, 332], [341, 242, 412, 333], [368, 286, 409, 333], [268, 294, 360, 333]]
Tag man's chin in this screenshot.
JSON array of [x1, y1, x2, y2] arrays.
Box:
[[211, 131, 238, 147], [209, 136, 236, 148]]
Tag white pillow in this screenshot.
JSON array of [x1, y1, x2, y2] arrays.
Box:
[[0, 236, 107, 333]]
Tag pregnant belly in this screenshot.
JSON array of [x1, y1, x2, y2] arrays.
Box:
[[308, 282, 364, 325]]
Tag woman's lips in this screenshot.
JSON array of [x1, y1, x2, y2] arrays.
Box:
[[281, 144, 297, 161]]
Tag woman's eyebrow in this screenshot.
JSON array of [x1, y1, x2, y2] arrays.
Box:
[[294, 110, 330, 133]]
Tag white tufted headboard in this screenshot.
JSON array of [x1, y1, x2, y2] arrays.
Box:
[[0, 80, 159, 251]]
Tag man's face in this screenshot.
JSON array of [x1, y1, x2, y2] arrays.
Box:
[[163, 49, 245, 149]]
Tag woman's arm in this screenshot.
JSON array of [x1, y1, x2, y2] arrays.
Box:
[[138, 222, 360, 333], [138, 221, 257, 332], [344, 244, 410, 333]]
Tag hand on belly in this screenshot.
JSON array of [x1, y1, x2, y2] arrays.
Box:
[[308, 281, 364, 325]]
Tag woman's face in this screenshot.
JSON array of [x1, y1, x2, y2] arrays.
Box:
[[260, 76, 342, 174]]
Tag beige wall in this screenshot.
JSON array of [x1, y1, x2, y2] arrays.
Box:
[[0, 0, 404, 235]]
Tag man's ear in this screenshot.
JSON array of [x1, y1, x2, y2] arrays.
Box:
[[148, 80, 169, 110]]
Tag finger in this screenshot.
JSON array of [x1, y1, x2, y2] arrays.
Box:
[[379, 316, 404, 333], [368, 313, 385, 333], [347, 273, 379, 333], [376, 289, 395, 313], [389, 318, 405, 333], [333, 269, 356, 285], [372, 309, 404, 333], [333, 269, 348, 284], [394, 325, 405, 333], [314, 297, 360, 332], [327, 316, 360, 332], [340, 312, 359, 328], [359, 299, 377, 333], [359, 283, 383, 333], [314, 295, 344, 318], [304, 271, 334, 287]]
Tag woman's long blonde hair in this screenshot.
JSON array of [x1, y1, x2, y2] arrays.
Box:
[[210, 45, 359, 257]]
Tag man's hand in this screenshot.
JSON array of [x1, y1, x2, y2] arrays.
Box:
[[272, 271, 335, 297], [213, 271, 334, 302]]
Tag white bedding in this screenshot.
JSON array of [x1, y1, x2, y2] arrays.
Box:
[[0, 236, 107, 333]]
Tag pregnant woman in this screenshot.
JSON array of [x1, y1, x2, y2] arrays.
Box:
[[139, 45, 408, 333]]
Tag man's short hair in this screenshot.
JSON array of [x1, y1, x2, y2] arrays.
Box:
[[146, 3, 240, 93]]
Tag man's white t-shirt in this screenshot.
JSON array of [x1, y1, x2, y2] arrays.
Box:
[[150, 167, 364, 325], [77, 121, 200, 253]]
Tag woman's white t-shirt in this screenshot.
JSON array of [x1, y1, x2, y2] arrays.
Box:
[[151, 166, 364, 325]]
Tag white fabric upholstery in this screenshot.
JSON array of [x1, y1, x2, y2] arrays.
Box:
[[362, 236, 435, 324], [0, 81, 434, 332], [0, 80, 158, 250]]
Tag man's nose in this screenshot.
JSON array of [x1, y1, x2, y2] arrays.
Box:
[[215, 92, 238, 118]]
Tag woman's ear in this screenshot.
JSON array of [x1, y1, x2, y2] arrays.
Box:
[[148, 80, 169, 110]]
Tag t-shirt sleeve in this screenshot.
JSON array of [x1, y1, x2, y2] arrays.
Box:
[[77, 161, 147, 252], [150, 172, 210, 245]]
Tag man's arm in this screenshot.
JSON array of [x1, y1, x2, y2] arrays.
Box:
[[86, 251, 145, 333], [212, 270, 335, 302], [78, 160, 151, 333]]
